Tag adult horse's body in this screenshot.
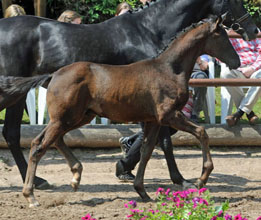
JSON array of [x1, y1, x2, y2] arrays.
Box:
[[0, 16, 240, 207], [0, 0, 258, 188]]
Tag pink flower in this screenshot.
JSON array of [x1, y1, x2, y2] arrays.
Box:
[[234, 214, 243, 220], [198, 188, 208, 195], [225, 214, 232, 220], [156, 187, 165, 195], [199, 198, 209, 206], [257, 217, 261, 220], [81, 213, 96, 220], [165, 188, 171, 195], [173, 191, 181, 197], [211, 216, 218, 220], [188, 188, 198, 193], [218, 211, 223, 217], [128, 200, 137, 208]]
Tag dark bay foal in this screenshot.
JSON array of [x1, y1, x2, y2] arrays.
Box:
[[0, 17, 240, 207]]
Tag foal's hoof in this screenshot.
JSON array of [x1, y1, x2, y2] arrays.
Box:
[[71, 178, 80, 191], [195, 179, 205, 189], [29, 200, 40, 208]]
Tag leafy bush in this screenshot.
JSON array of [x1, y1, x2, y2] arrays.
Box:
[[243, 0, 261, 27]]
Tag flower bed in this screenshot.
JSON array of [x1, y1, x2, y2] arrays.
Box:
[[82, 188, 261, 220]]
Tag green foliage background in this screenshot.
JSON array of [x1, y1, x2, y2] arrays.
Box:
[[47, 0, 141, 23], [243, 0, 261, 27], [45, 0, 260, 26]]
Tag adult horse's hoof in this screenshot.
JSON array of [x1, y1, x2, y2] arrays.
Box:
[[34, 177, 51, 190], [142, 195, 152, 202], [35, 180, 52, 190], [182, 180, 197, 189]]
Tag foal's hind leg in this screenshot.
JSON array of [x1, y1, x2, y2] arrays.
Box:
[[3, 97, 48, 189], [134, 122, 160, 201], [23, 121, 64, 207], [167, 111, 213, 188], [54, 137, 83, 191], [54, 114, 96, 191]]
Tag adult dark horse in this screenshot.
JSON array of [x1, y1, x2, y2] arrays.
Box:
[[0, 0, 258, 189], [0, 16, 240, 207]]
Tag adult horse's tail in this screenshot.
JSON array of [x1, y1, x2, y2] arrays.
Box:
[[0, 75, 52, 111]]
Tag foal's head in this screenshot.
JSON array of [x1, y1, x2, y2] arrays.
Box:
[[202, 16, 240, 69]]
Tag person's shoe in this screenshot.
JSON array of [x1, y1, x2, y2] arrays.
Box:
[[226, 113, 241, 127], [119, 137, 131, 158], [115, 160, 135, 182], [247, 112, 259, 125], [117, 171, 135, 182]]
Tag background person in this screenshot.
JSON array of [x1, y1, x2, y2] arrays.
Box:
[[4, 4, 25, 18], [57, 10, 82, 24], [115, 2, 132, 16], [223, 29, 261, 127], [191, 55, 209, 122]]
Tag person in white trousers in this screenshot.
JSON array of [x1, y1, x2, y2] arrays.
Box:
[[223, 29, 261, 126]]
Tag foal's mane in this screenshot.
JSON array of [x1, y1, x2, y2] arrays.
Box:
[[127, 0, 159, 14], [155, 17, 215, 58]]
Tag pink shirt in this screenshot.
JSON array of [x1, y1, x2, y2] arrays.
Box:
[[229, 38, 261, 71]]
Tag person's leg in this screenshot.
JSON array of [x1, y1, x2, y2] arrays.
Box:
[[191, 71, 208, 122], [223, 68, 261, 126], [116, 127, 144, 181], [222, 69, 245, 108], [119, 131, 143, 157], [238, 69, 261, 114]]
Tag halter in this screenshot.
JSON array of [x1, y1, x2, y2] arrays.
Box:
[[222, 0, 250, 36]]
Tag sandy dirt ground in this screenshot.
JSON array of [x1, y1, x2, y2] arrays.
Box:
[[0, 146, 260, 220]]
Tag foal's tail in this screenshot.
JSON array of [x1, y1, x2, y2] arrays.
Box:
[[0, 74, 52, 111]]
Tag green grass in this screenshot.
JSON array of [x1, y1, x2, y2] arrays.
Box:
[[0, 87, 261, 124]]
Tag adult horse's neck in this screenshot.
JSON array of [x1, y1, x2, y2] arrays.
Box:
[[134, 0, 214, 47]]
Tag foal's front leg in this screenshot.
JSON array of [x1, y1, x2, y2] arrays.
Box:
[[167, 111, 213, 188], [134, 122, 160, 201]]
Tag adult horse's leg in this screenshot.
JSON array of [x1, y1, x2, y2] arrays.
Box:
[[134, 122, 160, 201], [168, 111, 213, 188], [157, 126, 193, 188], [3, 97, 49, 189]]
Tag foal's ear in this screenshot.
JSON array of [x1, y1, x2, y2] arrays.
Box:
[[213, 15, 224, 31]]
